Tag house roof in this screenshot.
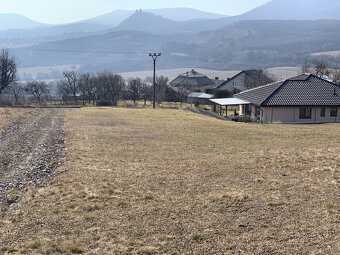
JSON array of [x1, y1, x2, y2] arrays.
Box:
[[234, 74, 340, 107], [170, 69, 215, 87], [213, 79, 226, 88], [214, 69, 273, 90], [188, 92, 213, 99], [210, 98, 251, 106]]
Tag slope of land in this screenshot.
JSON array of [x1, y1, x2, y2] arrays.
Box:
[[0, 108, 339, 254], [0, 13, 46, 31], [14, 19, 340, 71]]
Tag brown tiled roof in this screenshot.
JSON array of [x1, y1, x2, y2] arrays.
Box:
[[234, 74, 340, 106]]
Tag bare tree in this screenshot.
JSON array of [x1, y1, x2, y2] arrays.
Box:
[[58, 71, 78, 103], [4, 82, 25, 105], [245, 70, 274, 89], [176, 84, 190, 107], [0, 49, 18, 95], [314, 59, 330, 77], [332, 67, 340, 84], [25, 81, 50, 107], [97, 72, 125, 106], [300, 59, 312, 74], [155, 76, 169, 105], [87, 75, 97, 106], [77, 73, 91, 106], [140, 82, 152, 106], [127, 78, 142, 104]]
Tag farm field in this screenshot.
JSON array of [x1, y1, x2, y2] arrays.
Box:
[[0, 108, 36, 131], [120, 66, 300, 81], [0, 108, 339, 254]]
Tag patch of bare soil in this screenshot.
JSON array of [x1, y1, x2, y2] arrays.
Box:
[[0, 109, 66, 212]]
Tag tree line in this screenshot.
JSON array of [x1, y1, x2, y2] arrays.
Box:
[[300, 59, 340, 84], [56, 71, 180, 106], [0, 49, 189, 107]]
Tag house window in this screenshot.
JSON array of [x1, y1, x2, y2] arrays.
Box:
[[320, 108, 326, 117], [330, 108, 338, 117], [299, 107, 312, 119]]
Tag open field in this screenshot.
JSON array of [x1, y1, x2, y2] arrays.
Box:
[[0, 108, 339, 254], [120, 67, 300, 81], [0, 108, 37, 132], [17, 65, 300, 83], [311, 50, 340, 58]]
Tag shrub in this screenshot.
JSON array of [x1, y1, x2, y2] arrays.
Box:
[[233, 116, 254, 123], [96, 101, 114, 106]]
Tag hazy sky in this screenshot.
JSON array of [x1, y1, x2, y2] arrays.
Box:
[[1, 0, 270, 24]]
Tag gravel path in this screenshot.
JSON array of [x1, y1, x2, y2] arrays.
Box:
[[0, 108, 67, 210]]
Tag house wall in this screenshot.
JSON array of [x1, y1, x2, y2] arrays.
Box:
[[191, 84, 214, 93], [218, 73, 247, 91], [261, 107, 340, 124]]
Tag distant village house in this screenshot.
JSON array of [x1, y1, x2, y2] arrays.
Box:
[[169, 69, 215, 93], [214, 69, 273, 93]]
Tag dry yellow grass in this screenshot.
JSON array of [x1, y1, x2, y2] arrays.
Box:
[[1, 108, 340, 254], [0, 108, 37, 131]]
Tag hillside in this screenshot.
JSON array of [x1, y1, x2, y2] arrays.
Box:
[[163, 20, 340, 69], [84, 8, 226, 27], [144, 8, 227, 21], [112, 0, 340, 35], [241, 0, 340, 20], [0, 22, 110, 45], [84, 10, 134, 27], [13, 20, 340, 72], [0, 13, 46, 30], [116, 11, 178, 34]]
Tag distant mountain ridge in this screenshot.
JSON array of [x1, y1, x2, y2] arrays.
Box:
[[116, 11, 178, 34], [0, 13, 46, 30], [84, 8, 227, 27], [144, 8, 227, 21], [13, 19, 340, 71], [109, 0, 340, 34], [239, 0, 340, 20]]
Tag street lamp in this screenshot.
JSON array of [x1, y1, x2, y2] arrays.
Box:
[[149, 53, 161, 109]]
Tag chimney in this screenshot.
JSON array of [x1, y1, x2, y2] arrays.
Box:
[[215, 77, 219, 80]]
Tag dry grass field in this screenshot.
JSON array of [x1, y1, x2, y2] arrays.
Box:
[[0, 108, 340, 254], [0, 108, 36, 131]]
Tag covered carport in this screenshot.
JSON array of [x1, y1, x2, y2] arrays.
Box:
[[209, 98, 251, 117]]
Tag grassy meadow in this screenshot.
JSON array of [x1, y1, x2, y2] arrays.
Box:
[[0, 107, 339, 254]]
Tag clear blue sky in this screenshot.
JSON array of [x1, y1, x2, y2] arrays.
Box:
[[1, 0, 270, 24]]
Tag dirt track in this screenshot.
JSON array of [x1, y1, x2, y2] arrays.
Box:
[[0, 109, 67, 211]]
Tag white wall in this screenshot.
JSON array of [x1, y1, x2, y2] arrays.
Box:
[[218, 73, 247, 91]]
